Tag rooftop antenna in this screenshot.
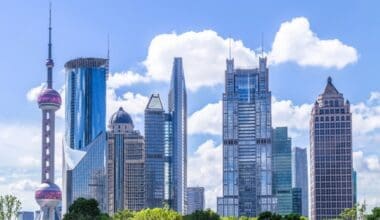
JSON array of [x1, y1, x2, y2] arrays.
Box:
[[228, 36, 232, 60], [261, 32, 264, 57], [106, 33, 110, 79]]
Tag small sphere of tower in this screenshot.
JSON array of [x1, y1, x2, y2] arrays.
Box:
[[35, 182, 62, 208], [37, 88, 61, 111]]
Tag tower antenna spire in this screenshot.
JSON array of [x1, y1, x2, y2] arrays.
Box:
[[106, 33, 110, 79], [228, 36, 232, 60], [261, 32, 264, 57], [46, 1, 54, 88]]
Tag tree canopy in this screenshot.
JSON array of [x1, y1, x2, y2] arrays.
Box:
[[0, 194, 22, 220]]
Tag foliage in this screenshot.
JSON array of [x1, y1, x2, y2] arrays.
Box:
[[63, 197, 110, 220], [367, 207, 380, 220], [113, 209, 135, 220], [132, 207, 182, 220], [0, 194, 22, 220], [183, 209, 220, 220]]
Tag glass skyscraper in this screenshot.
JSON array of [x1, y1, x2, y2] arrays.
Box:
[[63, 58, 108, 213], [272, 127, 292, 215], [144, 94, 166, 208], [186, 187, 205, 215], [292, 147, 308, 217], [107, 107, 146, 213], [310, 77, 353, 220], [217, 57, 275, 217], [168, 57, 187, 214], [292, 188, 302, 215]]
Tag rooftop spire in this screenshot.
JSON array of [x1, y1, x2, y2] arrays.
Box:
[[46, 1, 54, 88], [261, 32, 264, 57], [228, 36, 232, 60]]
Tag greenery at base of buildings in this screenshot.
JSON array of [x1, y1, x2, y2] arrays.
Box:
[[0, 194, 22, 220]]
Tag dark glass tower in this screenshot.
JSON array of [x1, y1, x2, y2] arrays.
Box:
[[168, 57, 187, 214], [217, 57, 275, 217], [272, 127, 292, 215], [145, 94, 166, 208], [293, 147, 308, 216], [310, 77, 353, 220], [35, 5, 62, 220]]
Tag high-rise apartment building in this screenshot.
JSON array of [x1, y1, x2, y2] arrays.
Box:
[[292, 147, 308, 217], [63, 58, 108, 213], [168, 57, 187, 214], [107, 107, 146, 213], [272, 127, 292, 215], [310, 77, 353, 220], [217, 57, 275, 217], [186, 187, 205, 215]]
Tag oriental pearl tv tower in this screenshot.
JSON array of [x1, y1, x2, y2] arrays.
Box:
[[34, 4, 62, 220]]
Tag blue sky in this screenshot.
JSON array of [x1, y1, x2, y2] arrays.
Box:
[[1, 0, 380, 212]]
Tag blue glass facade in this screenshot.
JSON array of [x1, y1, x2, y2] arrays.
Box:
[[168, 57, 187, 214], [292, 187, 302, 215], [64, 58, 107, 150], [65, 132, 107, 212], [272, 127, 292, 215], [186, 187, 205, 215], [292, 147, 308, 216], [145, 94, 166, 208], [63, 58, 108, 213], [218, 57, 275, 217]]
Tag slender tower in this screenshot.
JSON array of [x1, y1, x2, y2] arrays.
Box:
[[34, 4, 62, 220]]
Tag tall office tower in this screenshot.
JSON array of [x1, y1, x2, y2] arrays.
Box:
[[272, 127, 292, 215], [34, 6, 62, 220], [168, 57, 187, 214], [310, 77, 353, 220], [107, 107, 146, 213], [292, 147, 308, 217], [353, 170, 357, 205], [186, 187, 205, 215], [217, 57, 274, 217], [144, 94, 165, 208], [63, 58, 108, 213]]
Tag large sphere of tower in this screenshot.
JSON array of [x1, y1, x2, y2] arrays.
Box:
[[35, 182, 62, 208], [37, 88, 61, 111]]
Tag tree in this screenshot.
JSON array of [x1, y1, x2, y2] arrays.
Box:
[[132, 207, 181, 220], [113, 209, 135, 220], [63, 197, 110, 220], [283, 213, 301, 220], [183, 209, 220, 220], [0, 194, 22, 220], [258, 211, 282, 220], [339, 205, 357, 220], [367, 207, 380, 220]]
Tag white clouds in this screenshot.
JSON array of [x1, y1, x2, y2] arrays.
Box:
[[272, 97, 313, 131], [144, 30, 258, 91], [107, 71, 150, 89], [10, 179, 40, 192], [26, 83, 46, 102], [188, 101, 222, 135], [188, 140, 222, 210], [270, 17, 358, 69]]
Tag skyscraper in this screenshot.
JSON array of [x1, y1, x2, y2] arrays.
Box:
[[186, 187, 205, 215], [107, 107, 146, 213], [217, 57, 275, 217], [272, 127, 292, 215], [168, 57, 187, 214], [63, 58, 108, 213], [353, 170, 357, 205], [145, 94, 166, 208], [291, 188, 302, 215], [310, 77, 353, 220], [292, 147, 308, 217], [34, 5, 62, 220]]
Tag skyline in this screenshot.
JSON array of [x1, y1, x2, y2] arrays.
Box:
[[0, 0, 379, 213]]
